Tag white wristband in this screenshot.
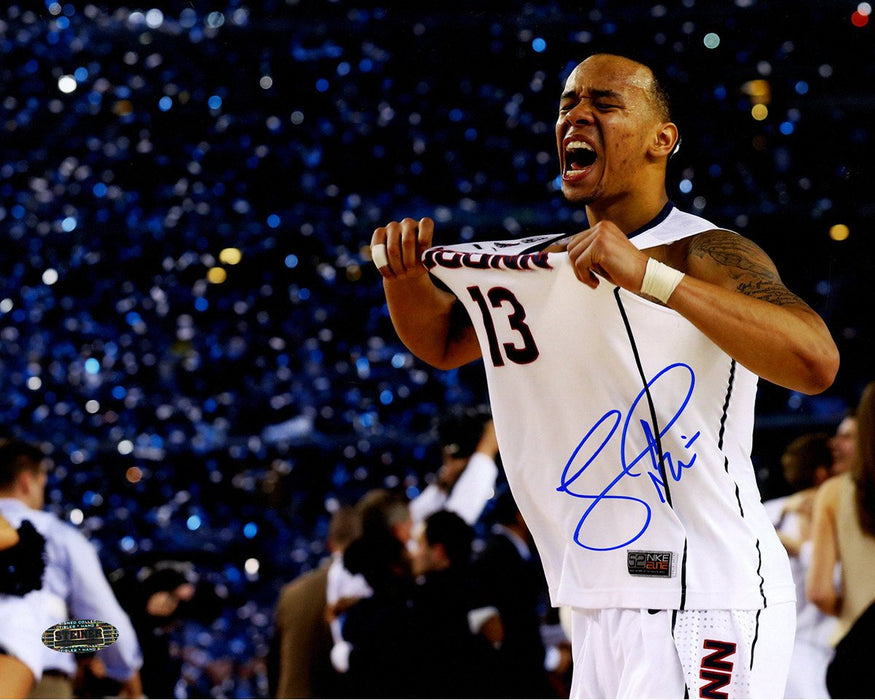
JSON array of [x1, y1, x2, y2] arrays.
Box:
[[640, 257, 684, 304]]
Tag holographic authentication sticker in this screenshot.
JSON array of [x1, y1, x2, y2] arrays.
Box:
[[41, 619, 119, 653]]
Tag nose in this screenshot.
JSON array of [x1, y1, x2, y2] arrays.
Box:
[[563, 99, 595, 126]]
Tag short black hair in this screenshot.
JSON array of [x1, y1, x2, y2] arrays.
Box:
[[0, 439, 45, 491], [650, 69, 673, 123], [424, 510, 474, 567], [343, 530, 409, 591]]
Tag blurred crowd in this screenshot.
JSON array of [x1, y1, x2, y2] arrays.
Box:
[[271, 410, 573, 700], [1, 1, 873, 697]]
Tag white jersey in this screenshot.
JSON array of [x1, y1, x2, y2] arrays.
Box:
[[425, 204, 794, 611]]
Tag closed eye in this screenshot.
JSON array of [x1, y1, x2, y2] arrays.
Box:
[[558, 99, 622, 114]]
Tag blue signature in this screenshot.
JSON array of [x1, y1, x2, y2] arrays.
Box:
[[556, 363, 700, 551]]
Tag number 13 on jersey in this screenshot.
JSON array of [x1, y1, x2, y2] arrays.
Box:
[[467, 285, 540, 367]]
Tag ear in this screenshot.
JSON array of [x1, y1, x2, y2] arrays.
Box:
[[650, 121, 679, 159], [17, 469, 35, 493], [20, 468, 46, 502]]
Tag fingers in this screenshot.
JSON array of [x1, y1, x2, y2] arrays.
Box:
[[416, 216, 434, 250], [567, 221, 645, 291], [370, 217, 433, 279], [566, 233, 602, 289]]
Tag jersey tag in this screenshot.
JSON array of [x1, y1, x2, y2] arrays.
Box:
[[627, 550, 676, 578]]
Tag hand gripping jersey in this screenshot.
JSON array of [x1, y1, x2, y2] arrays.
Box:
[[424, 205, 794, 611]]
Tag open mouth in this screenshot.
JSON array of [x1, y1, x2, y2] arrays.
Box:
[[564, 140, 597, 175]]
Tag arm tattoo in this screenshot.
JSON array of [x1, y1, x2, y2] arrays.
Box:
[[735, 279, 805, 306], [688, 230, 806, 307]]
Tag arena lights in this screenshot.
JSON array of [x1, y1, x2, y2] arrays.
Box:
[[207, 267, 227, 283], [58, 75, 77, 93], [852, 2, 871, 26], [244, 558, 260, 578], [829, 224, 851, 241], [144, 9, 164, 29], [742, 79, 771, 105], [751, 103, 768, 121], [205, 12, 225, 28], [219, 247, 242, 265]]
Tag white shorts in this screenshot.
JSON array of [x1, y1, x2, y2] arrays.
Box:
[[0, 593, 46, 679], [568, 603, 795, 699]]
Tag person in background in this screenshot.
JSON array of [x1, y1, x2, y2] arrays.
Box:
[[105, 561, 224, 700], [335, 501, 417, 698], [0, 439, 143, 699], [326, 489, 413, 677], [808, 381, 875, 698], [0, 512, 48, 698], [409, 410, 500, 528], [471, 487, 570, 699], [764, 433, 835, 698], [407, 509, 498, 699], [271, 504, 360, 698], [765, 432, 834, 556], [829, 410, 858, 475]]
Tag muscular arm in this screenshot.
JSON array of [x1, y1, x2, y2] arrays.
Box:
[[383, 275, 481, 369], [669, 229, 839, 394], [374, 217, 481, 369]]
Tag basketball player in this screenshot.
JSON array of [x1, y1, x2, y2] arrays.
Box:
[[369, 54, 839, 698]]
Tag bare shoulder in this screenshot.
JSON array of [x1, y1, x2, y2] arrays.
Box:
[[679, 228, 807, 306], [814, 473, 846, 514]]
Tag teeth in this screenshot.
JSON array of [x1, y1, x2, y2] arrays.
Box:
[[566, 140, 594, 151]]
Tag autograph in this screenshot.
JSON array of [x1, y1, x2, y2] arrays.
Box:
[[556, 363, 700, 551]]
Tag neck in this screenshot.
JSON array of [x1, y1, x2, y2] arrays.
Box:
[[584, 189, 669, 235]]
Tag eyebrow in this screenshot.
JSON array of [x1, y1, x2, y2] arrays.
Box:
[[560, 88, 624, 102]]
